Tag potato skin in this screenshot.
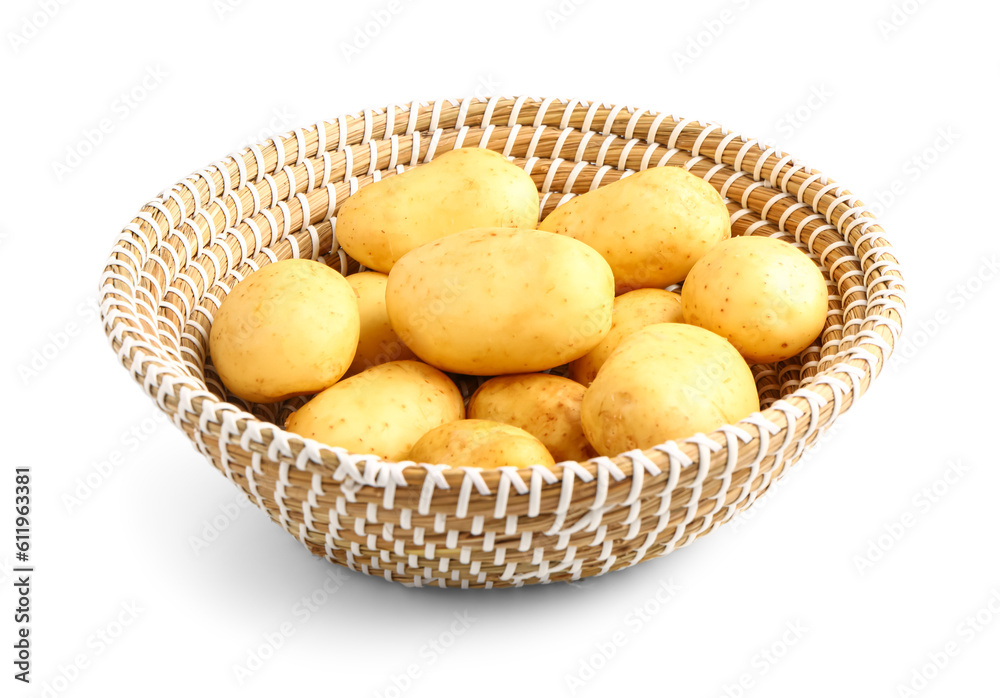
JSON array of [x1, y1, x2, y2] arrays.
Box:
[[209, 259, 359, 403], [581, 323, 759, 456], [336, 148, 540, 273], [468, 374, 596, 462], [385, 228, 614, 375], [538, 166, 730, 294], [285, 361, 464, 460], [569, 288, 683, 386], [408, 419, 555, 469], [345, 272, 417, 377], [681, 236, 828, 363]]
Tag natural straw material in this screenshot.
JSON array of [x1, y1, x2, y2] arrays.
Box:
[[100, 97, 906, 588]]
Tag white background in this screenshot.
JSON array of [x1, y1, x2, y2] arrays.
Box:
[[2, 0, 999, 696]]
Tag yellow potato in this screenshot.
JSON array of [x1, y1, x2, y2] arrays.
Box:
[[209, 259, 359, 403], [569, 288, 683, 386], [285, 360, 464, 460], [681, 236, 828, 363], [468, 374, 596, 462], [386, 228, 614, 375], [345, 271, 417, 377], [581, 323, 759, 456], [408, 419, 555, 469], [336, 147, 540, 273], [539, 166, 730, 294]]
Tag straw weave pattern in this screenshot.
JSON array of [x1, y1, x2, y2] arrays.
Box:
[[100, 97, 906, 588]]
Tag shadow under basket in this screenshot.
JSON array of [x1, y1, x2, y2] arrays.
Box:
[[99, 97, 906, 588]]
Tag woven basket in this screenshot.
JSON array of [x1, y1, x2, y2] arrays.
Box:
[[99, 97, 905, 588]]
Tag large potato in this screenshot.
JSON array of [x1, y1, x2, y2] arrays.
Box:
[[285, 360, 464, 460], [538, 166, 730, 294], [386, 228, 614, 375], [345, 271, 417, 376], [408, 419, 555, 469], [209, 259, 359, 403], [569, 288, 683, 386], [468, 374, 596, 462], [336, 147, 539, 272], [682, 236, 828, 363], [581, 323, 759, 456]]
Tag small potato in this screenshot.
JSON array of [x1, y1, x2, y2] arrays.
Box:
[[408, 419, 555, 469], [468, 374, 596, 462], [570, 288, 683, 386], [345, 272, 417, 377], [386, 228, 614, 375], [285, 361, 464, 460], [539, 166, 730, 294], [681, 236, 828, 363], [336, 148, 540, 272], [209, 259, 359, 403], [582, 323, 759, 456]]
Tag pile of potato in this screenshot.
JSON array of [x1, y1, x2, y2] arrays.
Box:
[[209, 148, 827, 468]]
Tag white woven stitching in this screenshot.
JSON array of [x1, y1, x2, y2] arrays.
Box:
[[620, 107, 642, 140]]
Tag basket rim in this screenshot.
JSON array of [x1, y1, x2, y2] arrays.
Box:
[[98, 95, 906, 498]]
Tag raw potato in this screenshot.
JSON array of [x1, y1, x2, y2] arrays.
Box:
[[468, 374, 596, 462], [209, 259, 359, 403], [570, 288, 683, 386], [581, 323, 759, 456], [345, 272, 417, 377], [539, 166, 730, 294], [285, 361, 464, 460], [336, 148, 540, 272], [409, 419, 555, 469], [681, 236, 828, 363], [386, 228, 614, 375]]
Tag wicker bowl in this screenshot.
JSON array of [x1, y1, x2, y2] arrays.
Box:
[[100, 97, 905, 588]]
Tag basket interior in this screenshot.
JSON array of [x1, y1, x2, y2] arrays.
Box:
[[101, 96, 904, 493]]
